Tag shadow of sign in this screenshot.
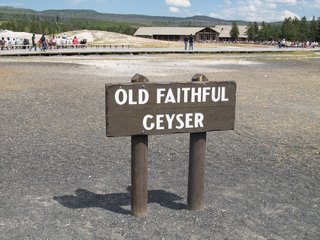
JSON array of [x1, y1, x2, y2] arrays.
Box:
[[53, 187, 186, 215]]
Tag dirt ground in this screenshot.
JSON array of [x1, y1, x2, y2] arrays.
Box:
[[0, 52, 319, 240]]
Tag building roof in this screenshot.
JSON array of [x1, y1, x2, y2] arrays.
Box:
[[134, 27, 217, 36], [214, 25, 248, 39], [134, 25, 248, 39]]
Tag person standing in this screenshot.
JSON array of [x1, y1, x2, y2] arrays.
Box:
[[0, 37, 6, 50], [72, 36, 79, 48], [40, 34, 46, 52], [29, 33, 37, 51], [184, 35, 188, 50], [188, 34, 194, 50]]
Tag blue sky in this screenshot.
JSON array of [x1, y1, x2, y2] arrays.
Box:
[[1, 0, 320, 22]]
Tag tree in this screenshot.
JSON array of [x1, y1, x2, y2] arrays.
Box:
[[309, 16, 317, 41], [299, 16, 309, 41], [270, 24, 281, 41], [253, 22, 259, 41], [230, 22, 239, 41], [258, 21, 272, 41], [282, 17, 296, 40], [317, 17, 320, 42], [246, 22, 255, 41]]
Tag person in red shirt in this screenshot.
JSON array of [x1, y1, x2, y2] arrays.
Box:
[[72, 36, 79, 48]]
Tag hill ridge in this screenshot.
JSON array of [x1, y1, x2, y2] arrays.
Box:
[[0, 6, 248, 27]]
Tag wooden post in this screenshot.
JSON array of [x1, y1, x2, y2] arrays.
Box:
[[187, 74, 208, 210], [131, 74, 149, 217]]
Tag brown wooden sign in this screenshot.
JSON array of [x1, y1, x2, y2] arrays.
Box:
[[106, 81, 236, 137]]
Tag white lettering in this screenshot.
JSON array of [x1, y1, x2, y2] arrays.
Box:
[[176, 88, 181, 103], [156, 114, 165, 130], [221, 87, 229, 102], [157, 88, 166, 104], [181, 88, 190, 103], [185, 113, 194, 128], [139, 89, 149, 104], [114, 89, 127, 105], [155, 86, 230, 104], [191, 87, 202, 103], [194, 113, 204, 128], [142, 113, 205, 131], [165, 114, 175, 129], [143, 115, 154, 130], [164, 88, 176, 104], [202, 87, 211, 102], [211, 87, 221, 102], [176, 114, 185, 129], [128, 89, 137, 105]]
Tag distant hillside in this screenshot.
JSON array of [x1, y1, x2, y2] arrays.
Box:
[[1, 6, 319, 43], [0, 6, 247, 27]]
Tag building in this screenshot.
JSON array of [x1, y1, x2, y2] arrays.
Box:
[[134, 25, 248, 42], [134, 27, 220, 42], [215, 25, 248, 41]]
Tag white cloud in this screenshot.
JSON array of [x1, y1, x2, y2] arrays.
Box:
[[265, 3, 278, 9], [268, 0, 296, 4], [209, 13, 221, 18], [0, 2, 24, 7], [165, 0, 191, 8], [208, 0, 304, 21], [169, 6, 180, 13], [166, 0, 191, 14], [282, 9, 300, 18]]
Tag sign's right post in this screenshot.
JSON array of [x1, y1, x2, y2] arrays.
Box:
[[187, 74, 208, 210]]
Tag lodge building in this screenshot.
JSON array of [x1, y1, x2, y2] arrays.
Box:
[[134, 25, 248, 42]]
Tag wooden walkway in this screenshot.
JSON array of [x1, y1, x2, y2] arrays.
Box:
[[0, 47, 319, 57]]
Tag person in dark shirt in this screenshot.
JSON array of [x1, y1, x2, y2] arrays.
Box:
[[188, 34, 194, 50], [184, 35, 188, 50], [29, 33, 37, 51], [40, 34, 47, 52]]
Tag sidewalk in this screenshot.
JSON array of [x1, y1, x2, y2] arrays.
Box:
[[0, 46, 318, 57]]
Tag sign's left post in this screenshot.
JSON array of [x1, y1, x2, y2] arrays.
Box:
[[130, 74, 149, 217]]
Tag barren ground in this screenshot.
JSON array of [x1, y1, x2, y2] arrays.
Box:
[[0, 53, 319, 240]]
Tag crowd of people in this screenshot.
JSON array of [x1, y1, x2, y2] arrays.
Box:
[[215, 39, 319, 48], [0, 33, 87, 51], [276, 39, 319, 48], [0, 36, 29, 50]]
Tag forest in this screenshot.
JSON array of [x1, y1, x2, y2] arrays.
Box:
[[245, 16, 320, 42], [0, 15, 138, 36]]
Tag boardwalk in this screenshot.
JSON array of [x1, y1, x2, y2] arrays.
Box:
[[0, 46, 319, 56]]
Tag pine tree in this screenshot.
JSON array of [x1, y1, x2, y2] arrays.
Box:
[[258, 21, 272, 41], [282, 17, 296, 40], [230, 22, 239, 41], [246, 22, 254, 41], [317, 17, 320, 42], [299, 16, 309, 41], [253, 22, 259, 41], [309, 16, 317, 41]]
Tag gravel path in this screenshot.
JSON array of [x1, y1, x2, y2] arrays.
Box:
[[0, 54, 319, 240]]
